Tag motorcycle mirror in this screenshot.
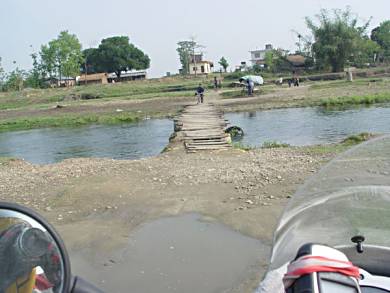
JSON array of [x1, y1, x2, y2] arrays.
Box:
[[0, 202, 71, 293]]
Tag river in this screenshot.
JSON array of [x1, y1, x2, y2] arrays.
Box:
[[1, 105, 390, 164]]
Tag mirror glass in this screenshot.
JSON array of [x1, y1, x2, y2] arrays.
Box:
[[0, 208, 66, 293]]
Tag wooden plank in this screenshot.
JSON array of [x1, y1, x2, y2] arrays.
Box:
[[175, 102, 232, 151]]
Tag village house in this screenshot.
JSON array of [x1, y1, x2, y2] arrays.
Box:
[[77, 73, 109, 85], [250, 44, 289, 67], [44, 77, 76, 88], [250, 44, 274, 66], [107, 70, 147, 82], [188, 53, 214, 75], [286, 54, 306, 70]]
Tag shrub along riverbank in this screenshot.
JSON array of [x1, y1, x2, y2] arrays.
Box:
[[320, 93, 390, 107], [0, 112, 142, 132]]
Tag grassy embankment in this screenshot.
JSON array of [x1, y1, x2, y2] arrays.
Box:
[[311, 78, 390, 108], [0, 76, 216, 132], [233, 132, 374, 154]]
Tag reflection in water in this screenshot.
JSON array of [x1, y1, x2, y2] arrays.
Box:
[[0, 119, 172, 164], [226, 105, 390, 147]]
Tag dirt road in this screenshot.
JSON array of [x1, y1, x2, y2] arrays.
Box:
[[0, 145, 337, 292]]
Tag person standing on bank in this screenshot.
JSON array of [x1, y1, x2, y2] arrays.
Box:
[[247, 79, 255, 96], [195, 84, 205, 104], [214, 76, 218, 90]]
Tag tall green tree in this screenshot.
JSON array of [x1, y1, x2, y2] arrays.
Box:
[[25, 53, 45, 88], [40, 31, 83, 81], [89, 36, 150, 79], [218, 57, 229, 72], [371, 20, 390, 62], [177, 40, 197, 75], [306, 8, 372, 72], [81, 48, 100, 74]]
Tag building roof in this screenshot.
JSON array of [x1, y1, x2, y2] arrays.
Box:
[[78, 73, 108, 82], [286, 55, 306, 66], [190, 61, 213, 65], [107, 70, 147, 79]]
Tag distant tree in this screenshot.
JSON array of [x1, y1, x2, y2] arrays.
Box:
[[3, 68, 27, 91], [177, 40, 197, 75], [81, 48, 100, 74], [40, 31, 83, 82], [306, 8, 372, 72], [371, 20, 390, 62], [89, 36, 150, 79], [351, 37, 380, 67], [264, 51, 275, 71], [25, 53, 45, 88], [218, 57, 229, 72]]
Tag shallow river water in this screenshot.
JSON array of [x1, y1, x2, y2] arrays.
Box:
[[1, 105, 390, 164], [226, 105, 390, 146]]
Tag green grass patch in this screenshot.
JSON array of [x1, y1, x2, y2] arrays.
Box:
[[0, 76, 214, 111], [304, 132, 375, 155], [341, 132, 374, 145], [0, 113, 141, 132], [320, 93, 390, 107], [261, 141, 290, 149], [0, 157, 17, 166], [232, 142, 254, 151]]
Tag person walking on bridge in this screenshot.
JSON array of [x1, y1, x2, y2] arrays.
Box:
[[195, 84, 205, 104]]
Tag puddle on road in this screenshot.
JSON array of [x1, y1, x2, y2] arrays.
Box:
[[71, 213, 268, 293]]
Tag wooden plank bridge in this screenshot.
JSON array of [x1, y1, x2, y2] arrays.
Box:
[[174, 103, 232, 151]]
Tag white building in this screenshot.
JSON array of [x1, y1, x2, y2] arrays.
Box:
[[188, 53, 214, 75], [189, 61, 214, 75], [250, 44, 274, 66]]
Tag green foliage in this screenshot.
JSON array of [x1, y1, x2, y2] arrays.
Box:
[[351, 37, 380, 67], [0, 113, 141, 132], [320, 93, 390, 107], [306, 8, 373, 72], [2, 68, 27, 91], [261, 141, 290, 148], [232, 142, 253, 151], [40, 31, 83, 80], [25, 53, 46, 88], [90, 36, 150, 78], [264, 51, 275, 71], [219, 57, 229, 72], [341, 132, 373, 145], [371, 21, 390, 62], [177, 40, 196, 75]]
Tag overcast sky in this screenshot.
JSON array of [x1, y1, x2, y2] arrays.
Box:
[[0, 0, 389, 77]]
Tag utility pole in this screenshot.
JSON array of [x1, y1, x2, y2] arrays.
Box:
[[189, 36, 205, 77], [190, 36, 197, 76]]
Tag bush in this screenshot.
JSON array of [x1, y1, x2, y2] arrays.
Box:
[[320, 93, 390, 107], [262, 141, 290, 148], [341, 132, 374, 145]]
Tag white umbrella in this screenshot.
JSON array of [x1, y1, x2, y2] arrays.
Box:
[[241, 75, 264, 85]]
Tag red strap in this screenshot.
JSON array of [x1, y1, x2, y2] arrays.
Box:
[[283, 255, 360, 289]]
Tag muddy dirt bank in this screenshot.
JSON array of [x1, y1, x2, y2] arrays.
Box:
[[0, 146, 337, 292]]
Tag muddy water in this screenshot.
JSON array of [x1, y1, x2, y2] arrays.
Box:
[[70, 214, 268, 293]]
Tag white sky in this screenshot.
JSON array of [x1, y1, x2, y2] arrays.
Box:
[[0, 0, 389, 77]]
